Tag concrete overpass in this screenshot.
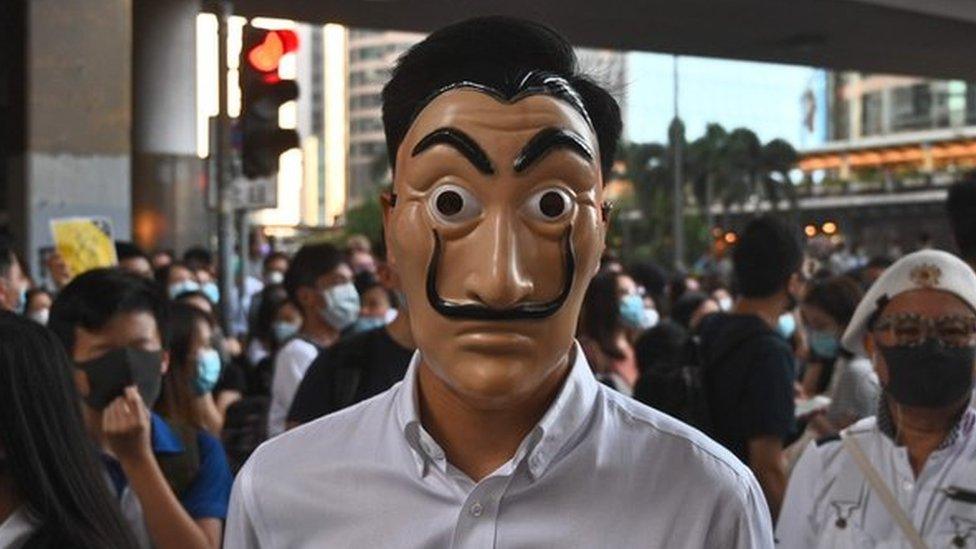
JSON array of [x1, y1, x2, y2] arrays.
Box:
[[235, 0, 976, 80]]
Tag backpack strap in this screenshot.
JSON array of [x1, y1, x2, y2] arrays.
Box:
[[155, 422, 201, 498]]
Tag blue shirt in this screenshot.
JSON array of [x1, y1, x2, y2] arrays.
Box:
[[102, 413, 233, 547]]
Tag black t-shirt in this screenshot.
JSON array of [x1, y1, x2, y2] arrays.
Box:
[[287, 327, 413, 425], [698, 313, 796, 463]]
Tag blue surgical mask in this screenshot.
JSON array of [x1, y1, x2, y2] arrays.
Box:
[[321, 282, 360, 331], [619, 294, 648, 329], [808, 329, 841, 359], [778, 313, 797, 339], [351, 316, 386, 334], [193, 348, 222, 395], [168, 280, 201, 300], [272, 321, 300, 343], [14, 287, 27, 315], [201, 281, 220, 304]]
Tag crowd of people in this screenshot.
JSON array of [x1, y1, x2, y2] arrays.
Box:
[[3, 14, 976, 549]]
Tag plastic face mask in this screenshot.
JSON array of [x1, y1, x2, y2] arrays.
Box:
[[387, 88, 606, 403]]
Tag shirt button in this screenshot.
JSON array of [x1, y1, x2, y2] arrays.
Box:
[[469, 502, 484, 517]]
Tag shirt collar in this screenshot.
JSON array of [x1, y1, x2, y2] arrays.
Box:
[[876, 394, 976, 451], [395, 340, 600, 480]]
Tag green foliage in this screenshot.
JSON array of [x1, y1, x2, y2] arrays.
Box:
[[343, 194, 384, 245]]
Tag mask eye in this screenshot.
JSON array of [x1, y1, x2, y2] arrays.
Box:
[[428, 184, 483, 225], [523, 187, 573, 222]]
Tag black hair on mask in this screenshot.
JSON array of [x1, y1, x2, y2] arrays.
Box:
[[382, 16, 622, 179]]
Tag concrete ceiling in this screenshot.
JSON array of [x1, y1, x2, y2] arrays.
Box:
[[232, 0, 976, 80]]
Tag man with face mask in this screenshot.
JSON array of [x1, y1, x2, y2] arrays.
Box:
[[266, 243, 359, 437], [48, 269, 233, 549], [226, 17, 772, 548], [778, 250, 976, 548]]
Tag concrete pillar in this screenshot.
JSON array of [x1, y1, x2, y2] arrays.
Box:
[[5, 0, 133, 278], [132, 0, 209, 254]]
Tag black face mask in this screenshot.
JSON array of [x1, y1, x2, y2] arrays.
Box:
[[76, 347, 164, 411], [880, 339, 976, 408]]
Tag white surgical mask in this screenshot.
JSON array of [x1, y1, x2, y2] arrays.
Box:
[[28, 308, 50, 326], [718, 297, 733, 311], [644, 307, 660, 329], [266, 271, 285, 285], [321, 282, 360, 331]]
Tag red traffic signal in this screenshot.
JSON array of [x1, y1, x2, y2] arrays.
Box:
[[245, 30, 299, 76]]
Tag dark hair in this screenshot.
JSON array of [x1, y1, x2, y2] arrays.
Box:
[[671, 291, 710, 330], [803, 275, 864, 327], [634, 320, 688, 376], [732, 216, 802, 298], [0, 232, 15, 278], [382, 16, 622, 178], [629, 262, 669, 303], [182, 246, 213, 271], [156, 303, 212, 429], [250, 284, 292, 352], [866, 255, 894, 270], [947, 173, 976, 260], [262, 251, 289, 271], [154, 261, 191, 290], [50, 268, 170, 354], [114, 241, 149, 263], [25, 287, 52, 307], [0, 312, 138, 548], [354, 271, 381, 297], [579, 271, 625, 360], [283, 243, 346, 305]]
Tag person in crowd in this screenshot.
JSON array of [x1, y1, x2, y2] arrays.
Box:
[[859, 255, 894, 289], [578, 271, 646, 395], [193, 269, 220, 306], [226, 16, 772, 549], [24, 287, 53, 325], [151, 250, 175, 271], [0, 235, 29, 314], [155, 303, 224, 436], [155, 262, 200, 301], [182, 247, 214, 277], [261, 252, 289, 286], [632, 319, 690, 405], [49, 268, 233, 549], [629, 261, 670, 316], [116, 241, 154, 279], [778, 250, 976, 547], [710, 284, 734, 312], [286, 239, 415, 428], [698, 215, 803, 519], [266, 243, 358, 437], [346, 234, 377, 274], [351, 271, 393, 332], [175, 290, 214, 318], [244, 284, 294, 371], [0, 312, 138, 548], [947, 172, 976, 270], [671, 290, 720, 332]]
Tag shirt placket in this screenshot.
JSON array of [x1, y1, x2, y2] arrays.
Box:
[[451, 475, 509, 549]]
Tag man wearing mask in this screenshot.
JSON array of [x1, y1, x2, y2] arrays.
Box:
[[227, 17, 771, 548], [698, 215, 803, 519], [266, 243, 358, 437], [0, 236, 29, 314], [778, 250, 976, 547], [48, 268, 233, 549]]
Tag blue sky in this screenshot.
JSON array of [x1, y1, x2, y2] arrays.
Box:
[[624, 52, 824, 148]]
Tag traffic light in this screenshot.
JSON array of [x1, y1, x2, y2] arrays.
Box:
[[239, 26, 300, 179]]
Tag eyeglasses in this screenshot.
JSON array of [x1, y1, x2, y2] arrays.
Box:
[[872, 313, 976, 348]]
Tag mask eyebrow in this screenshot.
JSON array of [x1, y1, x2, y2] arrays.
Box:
[[411, 127, 495, 175], [513, 127, 595, 173]]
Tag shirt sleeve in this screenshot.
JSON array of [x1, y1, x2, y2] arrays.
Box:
[[743, 341, 796, 441], [287, 351, 335, 424], [180, 431, 234, 520], [224, 459, 264, 549], [827, 359, 878, 426], [704, 470, 775, 549], [268, 341, 318, 436], [776, 440, 822, 548]]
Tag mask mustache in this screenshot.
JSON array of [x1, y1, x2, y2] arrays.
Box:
[[425, 227, 575, 321]]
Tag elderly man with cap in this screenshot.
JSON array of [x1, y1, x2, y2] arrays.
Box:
[[777, 249, 976, 548]]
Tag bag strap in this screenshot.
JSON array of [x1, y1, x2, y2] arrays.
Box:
[[840, 430, 928, 549]]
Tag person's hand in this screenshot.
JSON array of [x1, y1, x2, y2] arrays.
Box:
[[46, 251, 72, 289], [103, 386, 153, 465]]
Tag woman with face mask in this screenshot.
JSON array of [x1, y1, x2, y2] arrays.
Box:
[[0, 312, 138, 548], [778, 251, 976, 548], [579, 271, 647, 395], [156, 303, 226, 436], [244, 285, 302, 397]]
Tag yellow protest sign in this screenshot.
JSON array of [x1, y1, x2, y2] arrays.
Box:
[[50, 217, 118, 279]]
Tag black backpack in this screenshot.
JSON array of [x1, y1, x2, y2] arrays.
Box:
[[634, 334, 713, 432]]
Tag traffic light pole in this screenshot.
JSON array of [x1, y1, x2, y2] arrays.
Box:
[[215, 0, 236, 334]]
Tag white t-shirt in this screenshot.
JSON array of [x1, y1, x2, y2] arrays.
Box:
[[267, 338, 321, 437], [0, 508, 38, 549]]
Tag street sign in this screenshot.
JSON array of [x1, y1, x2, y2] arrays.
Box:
[[232, 175, 277, 210]]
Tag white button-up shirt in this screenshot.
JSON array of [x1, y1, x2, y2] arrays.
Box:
[[226, 342, 773, 548], [777, 404, 976, 548]]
